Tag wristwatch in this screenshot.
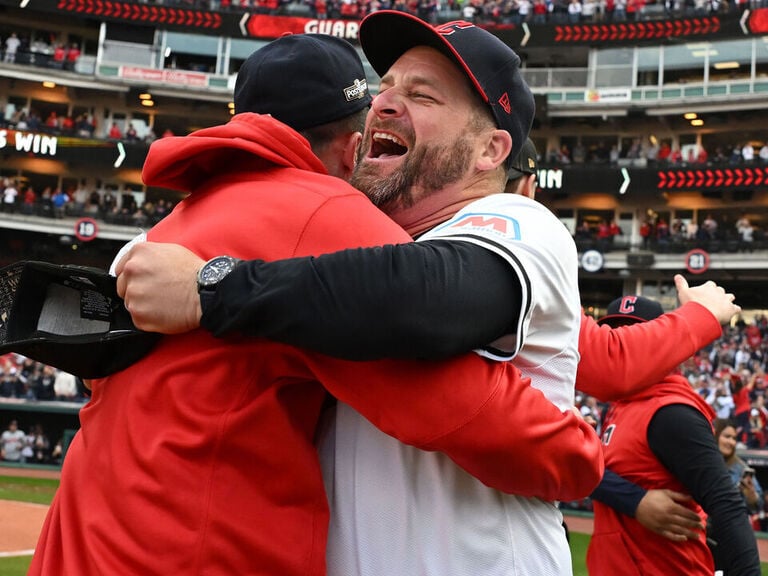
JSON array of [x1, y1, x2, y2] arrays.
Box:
[[197, 255, 242, 294]]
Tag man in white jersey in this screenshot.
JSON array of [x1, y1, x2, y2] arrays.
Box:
[[318, 14, 579, 574], [116, 12, 583, 575]]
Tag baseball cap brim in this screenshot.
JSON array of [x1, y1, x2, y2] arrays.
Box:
[[596, 314, 647, 326], [506, 166, 530, 181], [0, 261, 161, 378], [360, 12, 489, 107]]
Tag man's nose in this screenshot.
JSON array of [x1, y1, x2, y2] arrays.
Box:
[[371, 90, 404, 118]]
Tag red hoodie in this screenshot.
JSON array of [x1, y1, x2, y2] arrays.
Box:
[[30, 113, 602, 576]]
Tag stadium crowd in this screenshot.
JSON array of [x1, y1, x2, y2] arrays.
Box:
[[574, 210, 766, 253], [2, 177, 175, 227]]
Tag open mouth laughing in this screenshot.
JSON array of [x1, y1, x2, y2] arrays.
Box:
[[369, 131, 408, 159]]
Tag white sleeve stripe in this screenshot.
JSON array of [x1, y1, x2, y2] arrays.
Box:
[[440, 234, 532, 359]]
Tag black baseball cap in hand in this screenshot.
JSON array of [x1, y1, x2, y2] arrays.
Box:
[[0, 261, 161, 378]]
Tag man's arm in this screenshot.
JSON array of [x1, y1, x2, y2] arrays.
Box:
[[649, 404, 761, 575], [591, 468, 703, 541], [118, 244, 738, 367], [273, 346, 604, 502], [117, 240, 522, 358], [576, 276, 738, 402]]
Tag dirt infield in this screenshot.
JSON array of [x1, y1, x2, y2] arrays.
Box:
[[0, 466, 60, 557], [0, 500, 49, 556]]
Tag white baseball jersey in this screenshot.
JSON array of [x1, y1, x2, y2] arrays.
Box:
[[319, 193, 582, 575]]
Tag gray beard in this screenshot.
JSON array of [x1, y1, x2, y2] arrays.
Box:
[[350, 135, 476, 214]]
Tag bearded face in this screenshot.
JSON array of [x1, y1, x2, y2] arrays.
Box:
[[350, 120, 478, 214]]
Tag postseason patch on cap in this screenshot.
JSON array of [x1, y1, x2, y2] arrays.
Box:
[[344, 78, 369, 102]]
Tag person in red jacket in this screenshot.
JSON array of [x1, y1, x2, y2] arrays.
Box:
[[30, 33, 600, 576], [586, 295, 760, 576]]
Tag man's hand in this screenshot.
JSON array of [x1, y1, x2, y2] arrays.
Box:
[[115, 242, 205, 334], [674, 274, 741, 325], [635, 489, 704, 542]]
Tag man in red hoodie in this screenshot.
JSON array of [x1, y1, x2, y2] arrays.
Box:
[[30, 33, 601, 576]]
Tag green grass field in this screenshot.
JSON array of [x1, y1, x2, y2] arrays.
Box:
[[2, 475, 767, 576]]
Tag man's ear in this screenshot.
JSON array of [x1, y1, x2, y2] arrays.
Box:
[[343, 131, 363, 173], [522, 174, 537, 200], [476, 128, 513, 172]]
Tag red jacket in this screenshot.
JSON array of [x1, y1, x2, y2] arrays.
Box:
[[30, 113, 602, 576], [587, 377, 716, 575]]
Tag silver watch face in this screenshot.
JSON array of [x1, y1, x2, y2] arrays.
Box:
[[199, 256, 237, 287]]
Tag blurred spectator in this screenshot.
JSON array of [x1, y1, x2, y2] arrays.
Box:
[[70, 183, 89, 216], [2, 178, 18, 213], [54, 370, 80, 402], [759, 142, 768, 164], [27, 423, 51, 464], [1, 419, 27, 462], [66, 43, 80, 70], [575, 219, 593, 241], [75, 114, 96, 137], [1, 363, 25, 398], [125, 123, 139, 142], [51, 187, 70, 218], [44, 111, 59, 133], [21, 185, 37, 215], [732, 371, 755, 444], [701, 213, 718, 239], [33, 365, 57, 401], [742, 141, 755, 164], [639, 218, 652, 249], [3, 32, 21, 63], [568, 0, 583, 21], [657, 141, 671, 162], [108, 121, 123, 140], [713, 418, 763, 514], [52, 43, 67, 68]]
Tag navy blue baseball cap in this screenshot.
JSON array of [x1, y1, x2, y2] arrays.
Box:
[[598, 295, 665, 327], [359, 11, 535, 167], [235, 34, 372, 131]]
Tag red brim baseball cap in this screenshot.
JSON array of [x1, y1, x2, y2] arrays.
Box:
[[359, 11, 535, 166], [0, 261, 161, 378]]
